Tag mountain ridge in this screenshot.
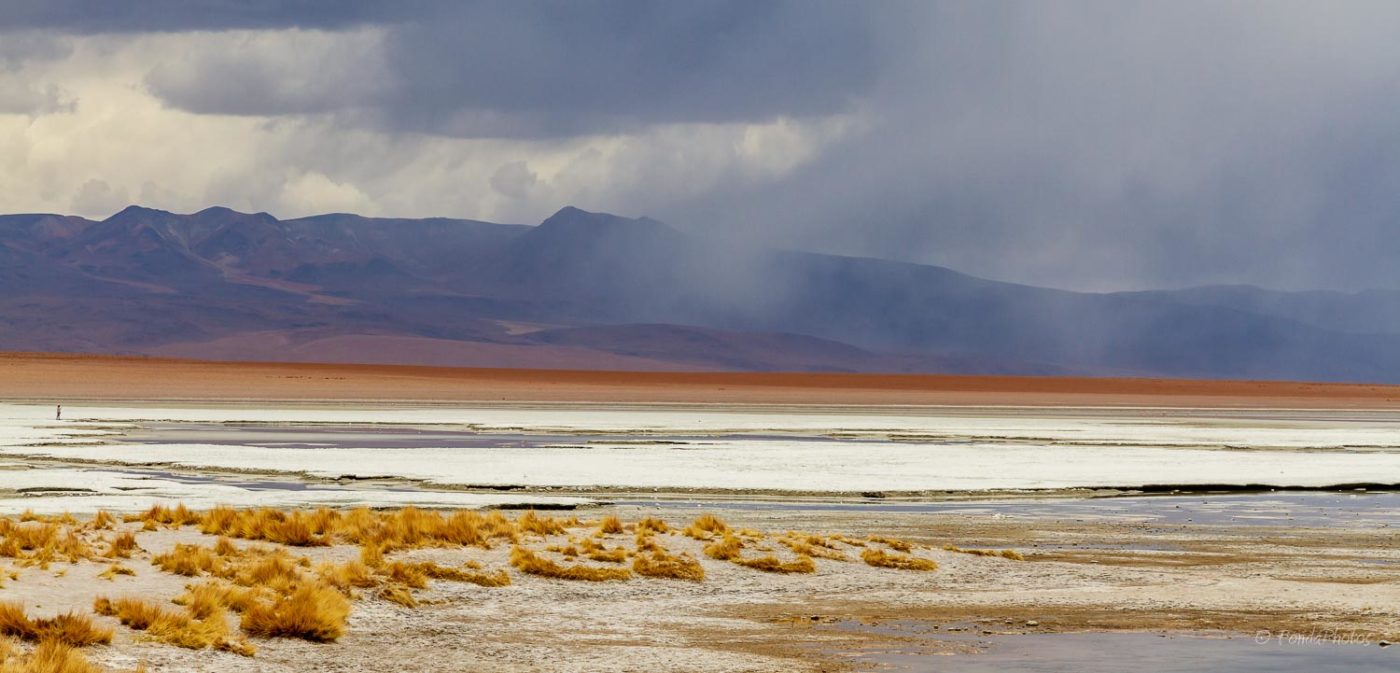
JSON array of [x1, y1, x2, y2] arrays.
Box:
[[3, 204, 1400, 381]]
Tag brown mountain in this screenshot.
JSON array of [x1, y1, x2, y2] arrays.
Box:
[[3, 205, 1400, 381]]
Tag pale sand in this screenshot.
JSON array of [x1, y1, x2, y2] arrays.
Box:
[[6, 507, 1396, 673]]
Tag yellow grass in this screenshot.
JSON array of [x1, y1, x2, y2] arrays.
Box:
[[682, 514, 728, 540], [632, 549, 704, 581], [89, 511, 116, 531], [861, 548, 937, 571], [867, 536, 914, 553], [101, 532, 138, 560], [777, 533, 848, 561], [417, 562, 512, 587], [93, 596, 252, 655], [702, 532, 743, 560], [0, 638, 103, 673], [517, 511, 570, 537], [942, 545, 1024, 560], [377, 584, 418, 608], [0, 603, 112, 647], [732, 554, 817, 574], [509, 546, 631, 582], [595, 515, 624, 535], [97, 565, 134, 581], [240, 584, 350, 642]]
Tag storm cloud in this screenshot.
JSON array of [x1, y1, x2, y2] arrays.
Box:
[[1, 1, 1398, 291]]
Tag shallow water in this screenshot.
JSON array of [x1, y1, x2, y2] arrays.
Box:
[[626, 491, 1400, 527], [829, 624, 1398, 672]]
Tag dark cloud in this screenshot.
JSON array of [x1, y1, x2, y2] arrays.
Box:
[[133, 0, 876, 137], [9, 0, 1400, 291], [664, 2, 1400, 292], [0, 1, 402, 33]]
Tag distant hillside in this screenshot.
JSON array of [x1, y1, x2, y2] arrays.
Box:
[[3, 204, 1400, 381]]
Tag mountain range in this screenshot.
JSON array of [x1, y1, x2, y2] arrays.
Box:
[[3, 204, 1400, 382]]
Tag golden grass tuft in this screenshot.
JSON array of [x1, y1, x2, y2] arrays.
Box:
[[0, 603, 112, 646], [861, 548, 937, 571], [942, 545, 1024, 560], [151, 544, 221, 577], [867, 536, 914, 553], [94, 595, 253, 655], [681, 514, 728, 540], [777, 533, 848, 561], [417, 562, 511, 587], [129, 504, 199, 529], [509, 546, 630, 582], [376, 584, 418, 608], [732, 554, 817, 574], [702, 532, 743, 560], [102, 532, 138, 560], [632, 549, 704, 581], [0, 638, 104, 673], [516, 510, 569, 537], [240, 584, 350, 642], [595, 515, 624, 535], [97, 565, 134, 582], [316, 561, 376, 593], [634, 517, 669, 534], [89, 511, 116, 531]]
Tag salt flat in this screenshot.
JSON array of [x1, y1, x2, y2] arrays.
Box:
[[2, 402, 1398, 500]]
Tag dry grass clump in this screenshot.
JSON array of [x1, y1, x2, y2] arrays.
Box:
[[595, 515, 624, 535], [239, 584, 350, 642], [93, 596, 252, 655], [682, 514, 728, 540], [732, 554, 817, 574], [101, 533, 138, 560], [316, 561, 376, 593], [199, 508, 330, 547], [867, 536, 914, 553], [632, 549, 704, 581], [576, 538, 628, 564], [0, 603, 112, 647], [516, 511, 571, 537], [89, 511, 117, 531], [0, 638, 106, 673], [421, 564, 511, 588], [126, 504, 199, 529], [96, 565, 134, 582], [174, 583, 263, 615], [702, 532, 744, 560], [151, 544, 221, 577], [634, 517, 669, 534], [777, 533, 848, 561], [377, 584, 418, 608], [509, 546, 631, 582], [861, 548, 937, 571], [0, 521, 94, 567], [942, 545, 1024, 560]]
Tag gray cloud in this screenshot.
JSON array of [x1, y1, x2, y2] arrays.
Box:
[[0, 1, 401, 33], [664, 2, 1400, 291], [130, 1, 876, 137], [6, 1, 1400, 292]]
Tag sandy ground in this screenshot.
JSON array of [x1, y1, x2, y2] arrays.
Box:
[[4, 352, 1400, 408], [3, 505, 1394, 673], [2, 354, 1396, 671]]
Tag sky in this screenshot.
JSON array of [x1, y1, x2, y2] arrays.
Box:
[[1, 1, 1398, 292]]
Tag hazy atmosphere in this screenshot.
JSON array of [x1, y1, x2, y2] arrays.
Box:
[[2, 4, 1400, 673], [3, 1, 1399, 290]]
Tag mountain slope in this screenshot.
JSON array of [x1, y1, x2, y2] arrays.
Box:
[[3, 204, 1399, 381]]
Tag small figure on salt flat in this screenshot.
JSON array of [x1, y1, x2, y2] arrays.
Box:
[[56, 404, 61, 421]]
